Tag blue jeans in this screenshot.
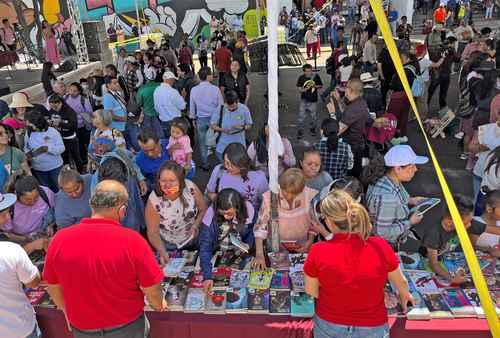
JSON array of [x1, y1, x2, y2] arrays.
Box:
[[313, 316, 389, 338], [143, 116, 164, 139], [196, 117, 211, 167], [124, 122, 141, 152], [32, 166, 62, 193], [160, 120, 173, 140], [25, 323, 42, 338]]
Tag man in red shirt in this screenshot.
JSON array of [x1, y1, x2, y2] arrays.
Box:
[[434, 4, 447, 24], [44, 180, 166, 338], [214, 40, 232, 89]]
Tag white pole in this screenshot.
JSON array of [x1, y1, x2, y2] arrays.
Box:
[[267, 0, 279, 195], [268, 0, 281, 253], [135, 0, 142, 36]]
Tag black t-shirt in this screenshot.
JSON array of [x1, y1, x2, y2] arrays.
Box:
[[340, 97, 369, 149], [405, 219, 486, 257], [377, 48, 396, 82], [296, 74, 323, 103], [224, 72, 249, 102]]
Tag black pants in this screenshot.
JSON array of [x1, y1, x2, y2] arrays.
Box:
[[76, 127, 91, 166], [427, 74, 450, 110], [380, 79, 391, 107], [62, 137, 84, 173], [199, 55, 208, 69]]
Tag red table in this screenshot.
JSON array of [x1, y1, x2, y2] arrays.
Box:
[[0, 51, 19, 68], [36, 307, 492, 338]]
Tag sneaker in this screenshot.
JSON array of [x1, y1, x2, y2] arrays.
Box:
[[454, 132, 464, 139], [459, 153, 468, 160], [310, 128, 317, 136], [399, 136, 408, 144], [297, 129, 304, 139]]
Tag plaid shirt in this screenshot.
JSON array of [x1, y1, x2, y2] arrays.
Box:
[[125, 70, 138, 96], [365, 175, 411, 244], [315, 138, 354, 180]]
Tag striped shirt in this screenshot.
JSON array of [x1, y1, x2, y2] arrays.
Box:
[[365, 175, 411, 244]]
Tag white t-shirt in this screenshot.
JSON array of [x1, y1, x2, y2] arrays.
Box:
[[418, 57, 432, 82], [0, 242, 39, 338], [473, 123, 500, 178], [473, 216, 500, 248]]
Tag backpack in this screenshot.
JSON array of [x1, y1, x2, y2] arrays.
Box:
[[405, 65, 424, 98]]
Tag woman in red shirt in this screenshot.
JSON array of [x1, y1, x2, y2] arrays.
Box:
[[304, 190, 413, 338]]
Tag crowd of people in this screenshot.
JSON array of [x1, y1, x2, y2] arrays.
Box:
[[0, 1, 499, 338]]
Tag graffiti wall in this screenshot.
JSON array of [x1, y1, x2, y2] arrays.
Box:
[[78, 0, 259, 43], [0, 0, 72, 59]]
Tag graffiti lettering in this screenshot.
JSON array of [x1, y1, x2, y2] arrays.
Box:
[[85, 0, 115, 14]]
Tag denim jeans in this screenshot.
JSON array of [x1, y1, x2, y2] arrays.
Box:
[[313, 316, 390, 338], [25, 323, 42, 338], [124, 122, 141, 152], [160, 120, 173, 140], [143, 116, 164, 140], [32, 166, 62, 193], [196, 117, 211, 167]]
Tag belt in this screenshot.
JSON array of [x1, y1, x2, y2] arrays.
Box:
[[72, 315, 143, 335]]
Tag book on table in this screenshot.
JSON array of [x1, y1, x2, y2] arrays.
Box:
[[268, 251, 291, 270], [290, 268, 305, 292], [248, 288, 270, 314], [384, 285, 405, 317], [288, 253, 307, 268], [404, 270, 439, 294], [421, 293, 454, 319], [204, 287, 227, 314], [442, 288, 476, 317], [269, 289, 291, 315], [463, 289, 486, 319], [291, 291, 314, 318], [229, 270, 250, 289], [225, 287, 249, 313], [163, 258, 187, 277], [248, 269, 275, 289], [184, 288, 206, 313], [270, 270, 291, 290], [390, 276, 430, 320], [165, 284, 188, 311]]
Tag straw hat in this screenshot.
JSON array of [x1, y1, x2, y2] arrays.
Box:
[[9, 92, 33, 109]]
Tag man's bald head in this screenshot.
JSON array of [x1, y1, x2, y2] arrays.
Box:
[[90, 180, 128, 214]]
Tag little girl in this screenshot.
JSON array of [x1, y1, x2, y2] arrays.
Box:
[[167, 117, 193, 173]]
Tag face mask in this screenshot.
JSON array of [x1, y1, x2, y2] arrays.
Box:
[[165, 186, 179, 196]]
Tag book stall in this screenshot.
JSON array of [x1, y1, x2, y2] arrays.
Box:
[[27, 249, 494, 338]]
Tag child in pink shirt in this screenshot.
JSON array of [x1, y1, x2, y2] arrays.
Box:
[[167, 117, 193, 172]]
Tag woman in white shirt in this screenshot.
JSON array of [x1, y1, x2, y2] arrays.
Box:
[[24, 111, 65, 192]]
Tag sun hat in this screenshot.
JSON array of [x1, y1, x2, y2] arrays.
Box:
[[384, 145, 429, 167], [9, 92, 33, 109], [0, 193, 17, 212]]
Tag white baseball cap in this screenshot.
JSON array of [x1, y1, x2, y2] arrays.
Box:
[[162, 71, 177, 80], [384, 145, 429, 167]]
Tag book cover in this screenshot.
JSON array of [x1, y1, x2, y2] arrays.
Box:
[[229, 270, 250, 288], [291, 291, 315, 317], [248, 269, 275, 289], [463, 289, 486, 318], [268, 252, 291, 270], [188, 272, 205, 288], [384, 286, 405, 317], [212, 267, 232, 288], [248, 288, 270, 313], [405, 270, 439, 294], [165, 284, 188, 311], [269, 289, 291, 315], [182, 250, 199, 267], [288, 253, 307, 268], [26, 290, 46, 305], [290, 269, 305, 292], [204, 287, 227, 314], [442, 288, 476, 317], [422, 293, 454, 319], [225, 287, 249, 313], [163, 258, 186, 277], [270, 270, 291, 290], [230, 233, 250, 253], [184, 288, 206, 313]]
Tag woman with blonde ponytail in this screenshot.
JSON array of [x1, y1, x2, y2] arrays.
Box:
[[304, 190, 414, 338]]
